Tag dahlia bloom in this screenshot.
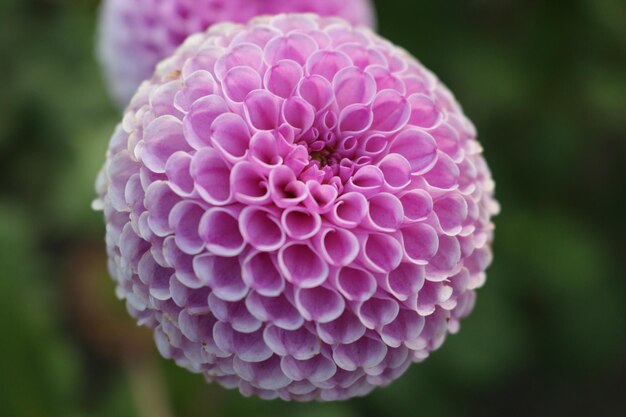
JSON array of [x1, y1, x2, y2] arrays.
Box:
[[98, 0, 376, 107], [95, 14, 499, 401]]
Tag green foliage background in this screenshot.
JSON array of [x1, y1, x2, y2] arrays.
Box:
[[0, 1, 625, 416]]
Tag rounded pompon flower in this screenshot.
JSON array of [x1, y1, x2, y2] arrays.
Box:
[[98, 0, 376, 108], [95, 14, 499, 401]]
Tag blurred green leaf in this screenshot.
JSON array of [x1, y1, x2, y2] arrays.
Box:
[[0, 203, 81, 417], [497, 207, 626, 371]]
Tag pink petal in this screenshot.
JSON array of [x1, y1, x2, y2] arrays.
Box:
[[371, 90, 411, 132], [142, 116, 190, 173], [190, 148, 232, 206], [210, 113, 251, 162], [400, 223, 439, 264], [241, 250, 285, 297], [222, 66, 262, 103], [230, 161, 271, 205], [333, 266, 376, 302], [239, 206, 285, 252], [333, 67, 376, 109], [313, 227, 359, 267], [243, 90, 282, 131], [264, 59, 303, 98], [359, 233, 403, 273], [183, 94, 229, 150], [281, 207, 322, 240], [389, 129, 438, 176], [278, 243, 329, 288], [194, 254, 248, 302], [363, 192, 404, 232], [198, 207, 245, 257], [295, 286, 344, 323]]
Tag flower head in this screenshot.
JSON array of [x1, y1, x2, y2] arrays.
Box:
[[96, 14, 499, 401], [98, 0, 376, 107]]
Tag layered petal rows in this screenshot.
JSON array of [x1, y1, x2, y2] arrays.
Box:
[[98, 0, 376, 107], [95, 14, 499, 401]]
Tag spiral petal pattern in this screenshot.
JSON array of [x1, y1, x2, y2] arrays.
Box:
[[96, 14, 499, 401]]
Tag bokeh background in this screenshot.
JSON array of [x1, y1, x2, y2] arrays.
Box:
[[1, 0, 625, 416]]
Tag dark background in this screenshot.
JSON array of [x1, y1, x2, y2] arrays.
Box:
[[1, 0, 625, 416]]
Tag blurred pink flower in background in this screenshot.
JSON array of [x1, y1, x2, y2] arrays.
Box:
[[95, 14, 499, 401], [98, 0, 376, 107]]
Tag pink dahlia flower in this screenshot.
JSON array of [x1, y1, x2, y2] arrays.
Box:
[[95, 14, 499, 401], [98, 0, 376, 108]]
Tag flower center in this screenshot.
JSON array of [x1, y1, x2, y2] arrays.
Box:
[[309, 149, 331, 167], [297, 128, 363, 185]]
